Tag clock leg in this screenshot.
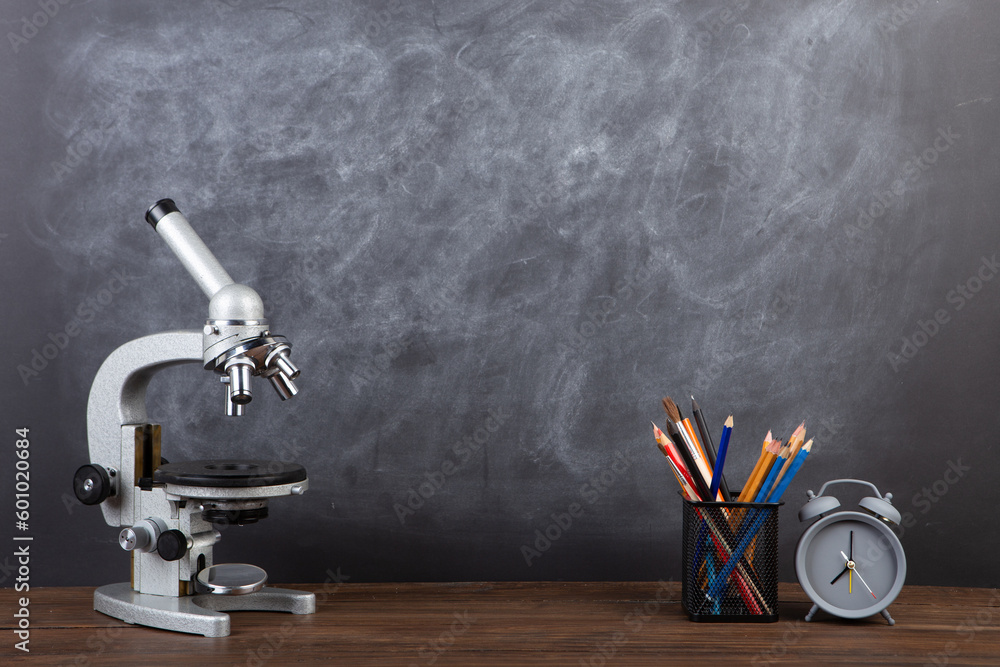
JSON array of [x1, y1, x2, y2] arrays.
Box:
[[805, 604, 819, 622], [881, 608, 895, 626]]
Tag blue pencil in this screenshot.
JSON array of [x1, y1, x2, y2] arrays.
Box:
[[706, 439, 816, 602], [753, 441, 789, 503], [709, 416, 733, 500], [766, 439, 813, 502]]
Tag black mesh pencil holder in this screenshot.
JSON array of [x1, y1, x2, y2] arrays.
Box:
[[681, 497, 781, 622]]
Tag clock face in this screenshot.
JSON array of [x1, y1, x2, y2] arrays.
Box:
[[796, 512, 906, 619]]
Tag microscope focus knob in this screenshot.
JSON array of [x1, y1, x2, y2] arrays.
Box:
[[119, 517, 168, 553], [73, 464, 112, 505], [156, 530, 190, 562]]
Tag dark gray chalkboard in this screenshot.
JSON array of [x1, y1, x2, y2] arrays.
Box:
[[2, 0, 999, 589]]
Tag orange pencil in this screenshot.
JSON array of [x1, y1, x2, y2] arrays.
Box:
[[741, 439, 782, 502], [771, 423, 806, 492]]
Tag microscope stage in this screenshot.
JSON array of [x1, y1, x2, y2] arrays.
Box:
[[154, 459, 306, 487]]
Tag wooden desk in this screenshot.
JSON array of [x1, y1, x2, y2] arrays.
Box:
[[2, 583, 998, 665]]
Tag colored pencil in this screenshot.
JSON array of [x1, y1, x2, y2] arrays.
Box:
[[766, 439, 813, 502], [653, 423, 702, 500], [707, 439, 816, 604], [754, 441, 790, 503], [737, 431, 772, 502], [666, 456, 699, 501], [663, 397, 719, 500], [770, 422, 805, 492], [692, 397, 733, 502], [709, 416, 733, 500], [741, 438, 781, 502]]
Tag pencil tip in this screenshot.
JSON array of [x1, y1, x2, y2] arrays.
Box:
[[803, 438, 814, 451], [724, 415, 734, 427]]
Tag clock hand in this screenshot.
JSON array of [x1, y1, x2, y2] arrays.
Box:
[[830, 565, 849, 585], [847, 533, 854, 593], [841, 550, 877, 599], [853, 568, 876, 599]]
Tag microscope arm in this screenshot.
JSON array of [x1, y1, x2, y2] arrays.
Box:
[[86, 330, 202, 528]]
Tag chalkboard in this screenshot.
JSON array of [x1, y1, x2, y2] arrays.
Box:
[[2, 0, 999, 590]]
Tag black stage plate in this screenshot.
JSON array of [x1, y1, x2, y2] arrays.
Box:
[[153, 460, 307, 488]]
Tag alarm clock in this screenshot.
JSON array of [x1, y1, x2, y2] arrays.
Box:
[[794, 479, 906, 625]]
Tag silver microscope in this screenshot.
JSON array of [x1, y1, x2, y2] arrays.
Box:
[[72, 199, 315, 637]]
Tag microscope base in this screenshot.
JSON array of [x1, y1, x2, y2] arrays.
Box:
[[94, 582, 316, 637]]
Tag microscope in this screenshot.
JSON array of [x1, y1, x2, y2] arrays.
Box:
[[72, 199, 315, 637]]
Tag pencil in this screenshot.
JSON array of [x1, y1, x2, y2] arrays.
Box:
[[666, 456, 699, 501], [653, 425, 687, 492], [754, 441, 791, 503], [736, 431, 772, 502], [690, 396, 716, 467], [740, 438, 780, 502], [653, 423, 702, 500], [709, 416, 733, 500], [663, 397, 719, 500], [708, 440, 815, 603], [669, 421, 713, 502], [770, 423, 805, 492], [766, 439, 813, 502]]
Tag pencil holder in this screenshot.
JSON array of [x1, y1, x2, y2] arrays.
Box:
[[680, 497, 781, 622]]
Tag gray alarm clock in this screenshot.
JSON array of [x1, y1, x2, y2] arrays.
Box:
[[795, 479, 906, 625]]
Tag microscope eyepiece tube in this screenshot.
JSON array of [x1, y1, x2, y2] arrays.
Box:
[[144, 199, 235, 299]]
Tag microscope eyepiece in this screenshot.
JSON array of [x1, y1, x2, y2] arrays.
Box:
[[144, 198, 179, 228]]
